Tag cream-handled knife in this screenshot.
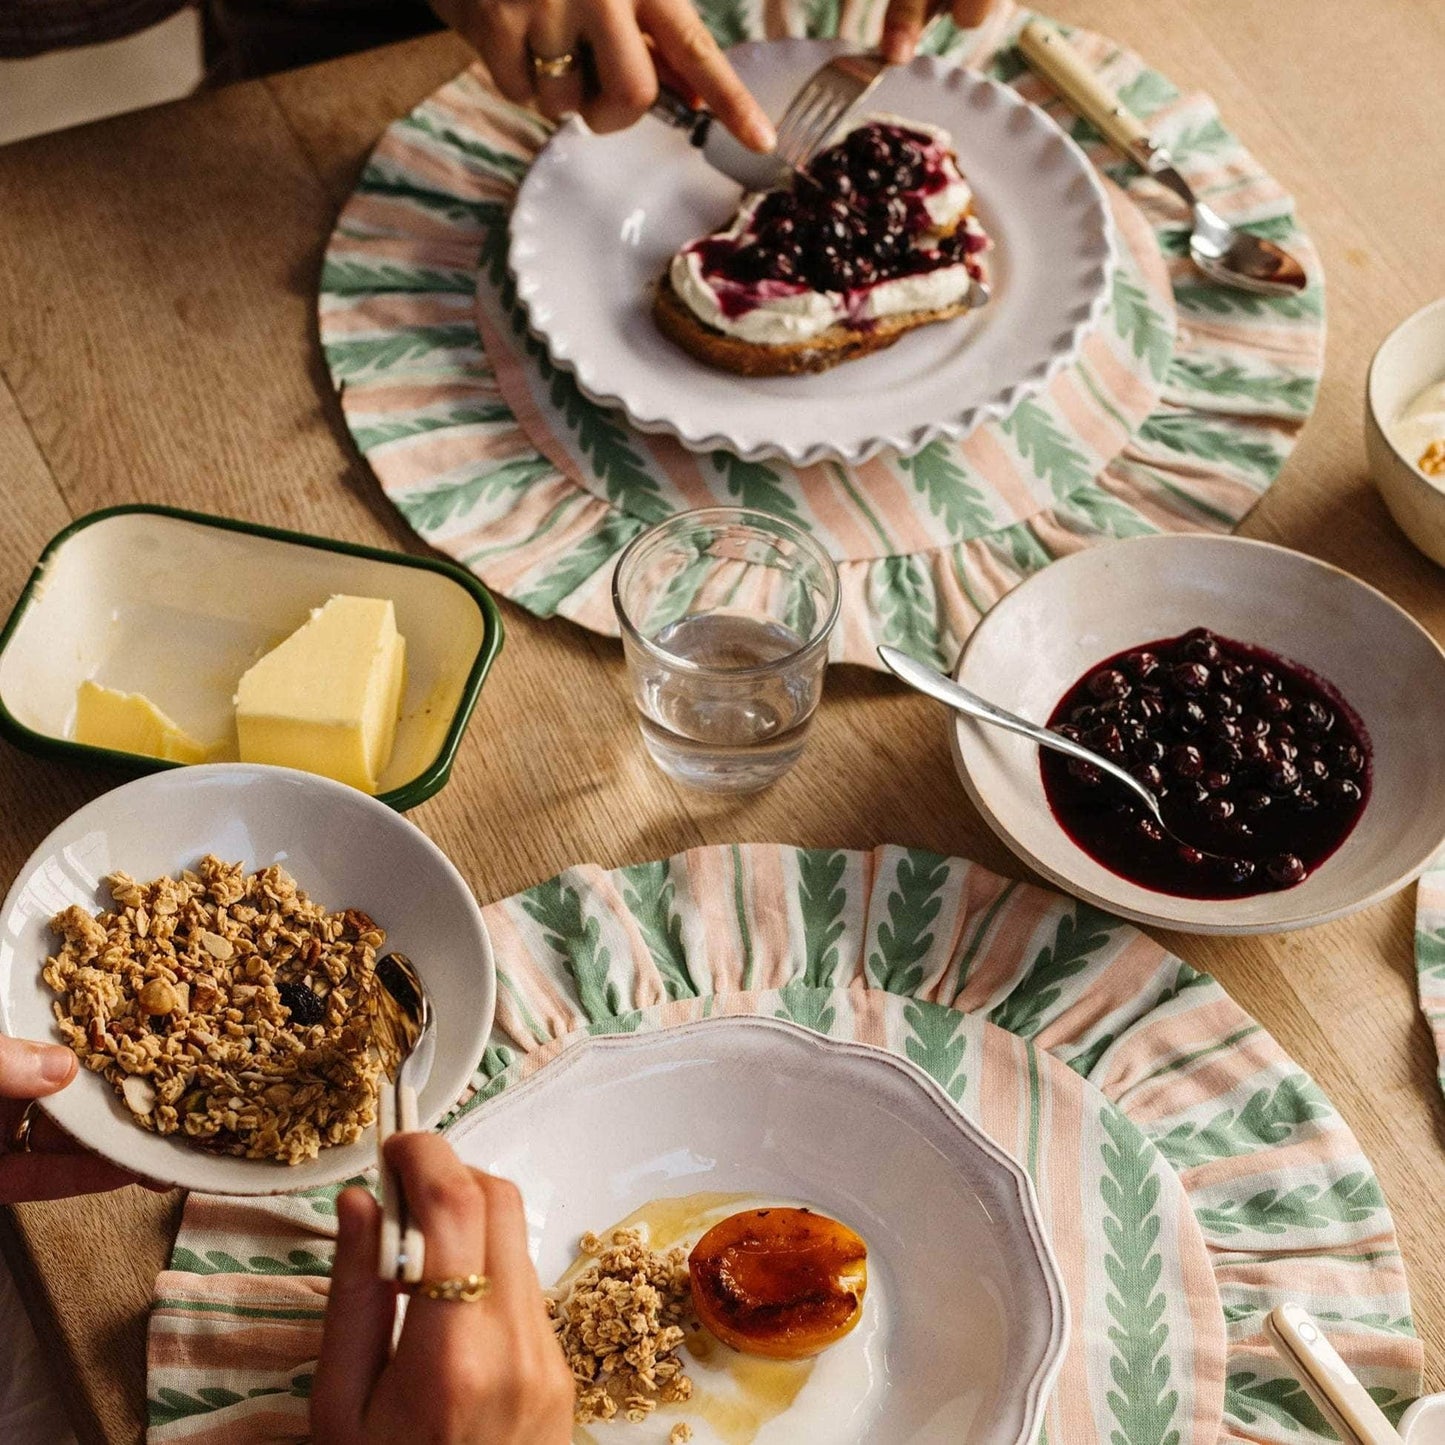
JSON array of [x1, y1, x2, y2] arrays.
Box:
[[1264, 1304, 1406, 1445]]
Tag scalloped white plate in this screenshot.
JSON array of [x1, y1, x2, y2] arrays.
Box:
[[447, 1016, 1068, 1443], [507, 39, 1113, 465]]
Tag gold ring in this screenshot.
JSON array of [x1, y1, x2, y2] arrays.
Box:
[[408, 1272, 492, 1303], [8, 1100, 39, 1154], [529, 46, 579, 80]]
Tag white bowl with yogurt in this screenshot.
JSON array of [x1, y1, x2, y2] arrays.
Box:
[[1367, 296, 1445, 566]]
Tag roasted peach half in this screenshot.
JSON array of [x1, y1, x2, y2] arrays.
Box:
[[687, 1207, 867, 1360]]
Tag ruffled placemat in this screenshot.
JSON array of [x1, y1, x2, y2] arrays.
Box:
[[147, 845, 1417, 1442], [318, 2, 1323, 669]]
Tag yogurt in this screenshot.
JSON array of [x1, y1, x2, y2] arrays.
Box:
[[1389, 377, 1445, 483]]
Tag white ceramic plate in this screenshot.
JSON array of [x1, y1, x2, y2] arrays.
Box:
[[950, 535, 1445, 933], [447, 1016, 1067, 1444], [0, 764, 495, 1194], [508, 40, 1113, 465], [0, 506, 502, 810]]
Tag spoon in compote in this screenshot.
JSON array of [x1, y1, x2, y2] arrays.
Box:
[[878, 646, 1227, 860]]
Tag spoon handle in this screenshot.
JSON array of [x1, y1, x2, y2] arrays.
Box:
[[877, 646, 1154, 811], [1018, 20, 1155, 168]]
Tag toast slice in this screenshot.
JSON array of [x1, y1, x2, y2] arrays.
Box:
[[653, 270, 973, 377], [658, 118, 990, 377]]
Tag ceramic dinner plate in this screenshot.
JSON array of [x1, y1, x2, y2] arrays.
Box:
[[446, 1016, 1068, 1444], [508, 40, 1113, 465], [949, 535, 1445, 933], [0, 764, 495, 1195]]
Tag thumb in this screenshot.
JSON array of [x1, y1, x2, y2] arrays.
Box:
[[0, 1037, 76, 1099]]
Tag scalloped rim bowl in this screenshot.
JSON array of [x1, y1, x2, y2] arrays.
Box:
[[507, 39, 1114, 465], [447, 1015, 1069, 1443], [0, 764, 495, 1195], [949, 535, 1445, 934]]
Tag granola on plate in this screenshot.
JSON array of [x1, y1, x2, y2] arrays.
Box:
[[42, 855, 408, 1164]]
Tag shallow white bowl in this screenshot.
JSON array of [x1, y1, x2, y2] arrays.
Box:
[[1367, 296, 1445, 567], [0, 764, 495, 1194], [950, 535, 1445, 933], [509, 39, 1113, 465], [447, 1016, 1068, 1445]]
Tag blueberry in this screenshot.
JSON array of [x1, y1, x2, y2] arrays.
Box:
[[1221, 857, 1256, 886], [1266, 761, 1301, 795], [1133, 764, 1164, 793], [1209, 740, 1244, 771], [1207, 692, 1239, 719], [1323, 778, 1363, 807], [1204, 796, 1235, 823], [278, 981, 325, 1027], [1298, 700, 1334, 735], [1133, 737, 1166, 766], [1088, 668, 1131, 702], [1219, 663, 1249, 693], [1180, 628, 1221, 664], [1302, 757, 1329, 783], [1239, 788, 1272, 814], [1272, 738, 1299, 764], [1169, 744, 1204, 779], [1266, 854, 1307, 887], [1068, 759, 1103, 787], [1329, 742, 1365, 776], [1203, 769, 1232, 793], [1261, 691, 1293, 719], [1125, 650, 1160, 681], [1252, 669, 1281, 694], [1239, 714, 1270, 739], [1171, 662, 1211, 695], [1170, 699, 1207, 736], [1070, 704, 1099, 728], [1292, 790, 1320, 814], [1240, 736, 1273, 768]]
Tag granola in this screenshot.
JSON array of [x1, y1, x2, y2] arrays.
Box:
[[1420, 439, 1445, 477], [547, 1228, 697, 1427], [42, 855, 407, 1165]]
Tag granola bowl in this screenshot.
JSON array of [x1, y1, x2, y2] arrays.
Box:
[[0, 763, 494, 1195]]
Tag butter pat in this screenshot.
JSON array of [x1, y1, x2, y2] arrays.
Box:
[[235, 596, 406, 793], [74, 682, 212, 764]]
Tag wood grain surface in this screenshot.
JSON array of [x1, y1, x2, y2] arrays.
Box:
[[1, 3, 1442, 1438]]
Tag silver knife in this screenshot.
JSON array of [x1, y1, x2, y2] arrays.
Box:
[[649, 86, 793, 192]]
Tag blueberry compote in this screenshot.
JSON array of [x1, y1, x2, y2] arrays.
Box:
[[691, 121, 986, 315], [1040, 628, 1371, 899]]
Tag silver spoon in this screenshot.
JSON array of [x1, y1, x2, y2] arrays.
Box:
[[877, 645, 1221, 857], [1018, 20, 1307, 298], [376, 952, 433, 1282]]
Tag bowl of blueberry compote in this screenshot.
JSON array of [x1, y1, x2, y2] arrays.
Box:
[[949, 535, 1445, 933]]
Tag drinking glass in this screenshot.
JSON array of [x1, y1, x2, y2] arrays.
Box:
[[612, 507, 841, 793]]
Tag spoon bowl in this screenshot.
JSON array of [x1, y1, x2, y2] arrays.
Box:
[[877, 646, 1227, 860]]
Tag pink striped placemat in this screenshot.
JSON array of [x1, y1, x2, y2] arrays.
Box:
[[318, 2, 1325, 670], [147, 845, 1419, 1441]]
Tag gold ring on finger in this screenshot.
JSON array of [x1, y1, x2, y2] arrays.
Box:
[[529, 45, 579, 80], [406, 1272, 492, 1303], [8, 1100, 40, 1154]]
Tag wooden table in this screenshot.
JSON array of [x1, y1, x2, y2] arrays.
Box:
[[1, 2, 1442, 1438]]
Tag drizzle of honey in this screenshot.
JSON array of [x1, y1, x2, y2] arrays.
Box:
[[561, 1192, 819, 1445]]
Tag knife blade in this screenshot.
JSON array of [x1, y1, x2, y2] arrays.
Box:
[[649, 85, 794, 192]]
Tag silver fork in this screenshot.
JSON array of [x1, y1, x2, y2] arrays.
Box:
[[773, 14, 947, 170]]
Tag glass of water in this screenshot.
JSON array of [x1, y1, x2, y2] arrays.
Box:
[[613, 507, 841, 793]]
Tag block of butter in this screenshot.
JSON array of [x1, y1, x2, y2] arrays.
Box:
[[74, 681, 212, 764], [235, 595, 406, 794]]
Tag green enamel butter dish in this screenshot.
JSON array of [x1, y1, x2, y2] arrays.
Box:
[[0, 505, 503, 811]]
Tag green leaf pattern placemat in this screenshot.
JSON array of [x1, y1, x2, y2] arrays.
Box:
[[318, 0, 1324, 669], [148, 845, 1418, 1442]]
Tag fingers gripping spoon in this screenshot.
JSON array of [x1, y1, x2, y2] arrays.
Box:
[[1018, 19, 1308, 296], [375, 952, 433, 1283]]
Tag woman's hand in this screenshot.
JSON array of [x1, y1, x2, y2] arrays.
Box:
[[312, 1134, 574, 1445], [431, 0, 776, 150], [880, 0, 994, 63], [0, 1037, 149, 1203]]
